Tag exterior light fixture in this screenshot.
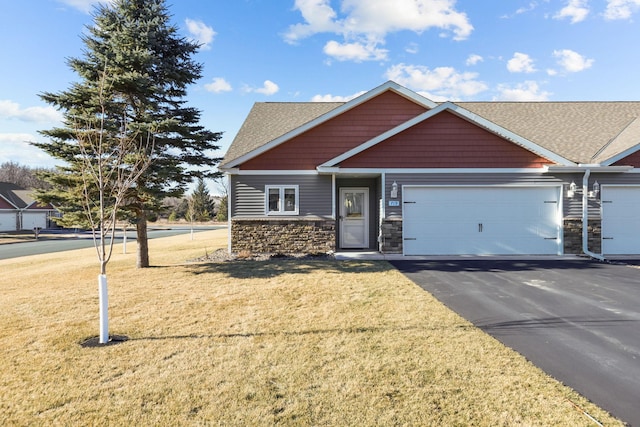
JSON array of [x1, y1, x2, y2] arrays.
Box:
[[390, 181, 398, 199], [567, 181, 577, 198], [589, 180, 600, 198]]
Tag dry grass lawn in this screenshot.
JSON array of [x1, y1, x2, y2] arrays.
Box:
[[0, 229, 622, 426]]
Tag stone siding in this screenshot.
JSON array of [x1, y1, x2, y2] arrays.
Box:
[[563, 218, 602, 254], [380, 219, 403, 254], [232, 219, 335, 254]]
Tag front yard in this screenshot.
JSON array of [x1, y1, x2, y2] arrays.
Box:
[[0, 229, 621, 425]]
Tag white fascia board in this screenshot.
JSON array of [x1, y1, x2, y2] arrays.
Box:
[[599, 143, 640, 166], [224, 81, 437, 169], [320, 102, 576, 168], [318, 167, 550, 174], [544, 165, 633, 173], [229, 169, 319, 176]]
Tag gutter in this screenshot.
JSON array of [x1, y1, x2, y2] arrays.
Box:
[[581, 168, 606, 261]]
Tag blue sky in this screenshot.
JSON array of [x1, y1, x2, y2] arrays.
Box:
[[1, 0, 640, 173]]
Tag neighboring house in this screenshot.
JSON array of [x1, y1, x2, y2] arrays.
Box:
[[0, 182, 59, 232], [219, 81, 640, 257]]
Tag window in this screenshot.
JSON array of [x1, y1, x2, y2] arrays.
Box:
[[265, 185, 299, 215]]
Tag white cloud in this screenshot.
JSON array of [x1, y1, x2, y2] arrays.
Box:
[[0, 100, 63, 123], [311, 91, 367, 102], [507, 52, 537, 73], [494, 81, 552, 101], [553, 49, 594, 72], [323, 40, 388, 62], [244, 80, 280, 96], [285, 0, 473, 61], [405, 42, 419, 54], [554, 0, 590, 23], [185, 18, 216, 50], [204, 77, 232, 93], [466, 54, 483, 66], [604, 0, 640, 19], [385, 63, 488, 101], [0, 134, 60, 168]]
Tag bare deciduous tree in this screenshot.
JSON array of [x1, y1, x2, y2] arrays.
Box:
[[75, 73, 156, 344]]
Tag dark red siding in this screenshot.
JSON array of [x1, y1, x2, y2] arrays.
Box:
[[0, 198, 14, 209], [240, 91, 428, 170], [340, 111, 554, 168], [613, 150, 640, 167]]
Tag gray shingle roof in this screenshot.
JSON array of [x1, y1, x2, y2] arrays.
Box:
[[0, 182, 29, 208], [222, 98, 640, 167], [459, 101, 640, 164]]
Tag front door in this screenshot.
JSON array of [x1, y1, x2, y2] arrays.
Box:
[[339, 188, 369, 249]]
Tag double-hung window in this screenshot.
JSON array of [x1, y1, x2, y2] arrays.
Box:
[[265, 185, 299, 215]]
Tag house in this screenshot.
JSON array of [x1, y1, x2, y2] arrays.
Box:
[[219, 81, 640, 258], [0, 182, 59, 232]]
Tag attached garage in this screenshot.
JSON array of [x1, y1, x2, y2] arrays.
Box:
[[403, 186, 562, 255], [21, 211, 48, 230], [601, 185, 640, 255], [0, 211, 17, 231]]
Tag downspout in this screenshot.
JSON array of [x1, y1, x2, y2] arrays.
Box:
[[227, 173, 232, 254], [582, 169, 606, 261]]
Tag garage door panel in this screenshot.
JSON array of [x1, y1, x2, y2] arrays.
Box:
[[602, 186, 640, 255], [0, 212, 17, 231], [403, 187, 560, 255]]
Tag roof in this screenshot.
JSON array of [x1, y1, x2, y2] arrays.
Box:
[[221, 83, 640, 168], [0, 182, 40, 209], [459, 101, 640, 164]]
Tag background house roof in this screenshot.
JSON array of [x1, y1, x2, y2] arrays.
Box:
[[0, 182, 28, 208], [222, 94, 640, 167]]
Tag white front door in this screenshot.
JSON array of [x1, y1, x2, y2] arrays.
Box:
[[340, 188, 369, 249]]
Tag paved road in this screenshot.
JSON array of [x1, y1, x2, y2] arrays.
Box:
[[391, 258, 640, 426], [0, 226, 224, 260]]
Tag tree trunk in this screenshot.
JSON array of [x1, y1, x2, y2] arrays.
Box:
[[136, 210, 149, 268]]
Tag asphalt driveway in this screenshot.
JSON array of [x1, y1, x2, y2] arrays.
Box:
[[390, 258, 640, 426]]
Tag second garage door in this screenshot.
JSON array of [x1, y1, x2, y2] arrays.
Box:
[[403, 186, 561, 255], [601, 185, 640, 255]]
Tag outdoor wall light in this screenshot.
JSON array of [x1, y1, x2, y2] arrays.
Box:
[[390, 181, 398, 198], [567, 181, 577, 198], [589, 181, 600, 198]]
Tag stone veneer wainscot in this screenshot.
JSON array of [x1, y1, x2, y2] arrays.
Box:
[[231, 219, 335, 254]]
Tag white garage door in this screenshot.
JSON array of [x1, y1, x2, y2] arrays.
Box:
[[403, 186, 561, 255], [0, 212, 17, 231], [21, 212, 47, 230], [601, 186, 640, 255]]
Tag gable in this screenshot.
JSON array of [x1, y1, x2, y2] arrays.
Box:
[[613, 149, 640, 167], [0, 197, 15, 209], [239, 90, 429, 170], [338, 111, 554, 169]]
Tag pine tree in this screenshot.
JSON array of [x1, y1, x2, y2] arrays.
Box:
[[35, 0, 222, 267], [190, 178, 215, 221]]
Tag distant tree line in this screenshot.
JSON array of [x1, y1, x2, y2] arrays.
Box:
[[0, 161, 53, 189], [0, 161, 227, 222]]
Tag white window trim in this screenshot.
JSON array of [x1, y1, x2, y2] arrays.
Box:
[[265, 185, 299, 215]]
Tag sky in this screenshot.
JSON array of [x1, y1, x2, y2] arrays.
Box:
[[1, 0, 640, 176]]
